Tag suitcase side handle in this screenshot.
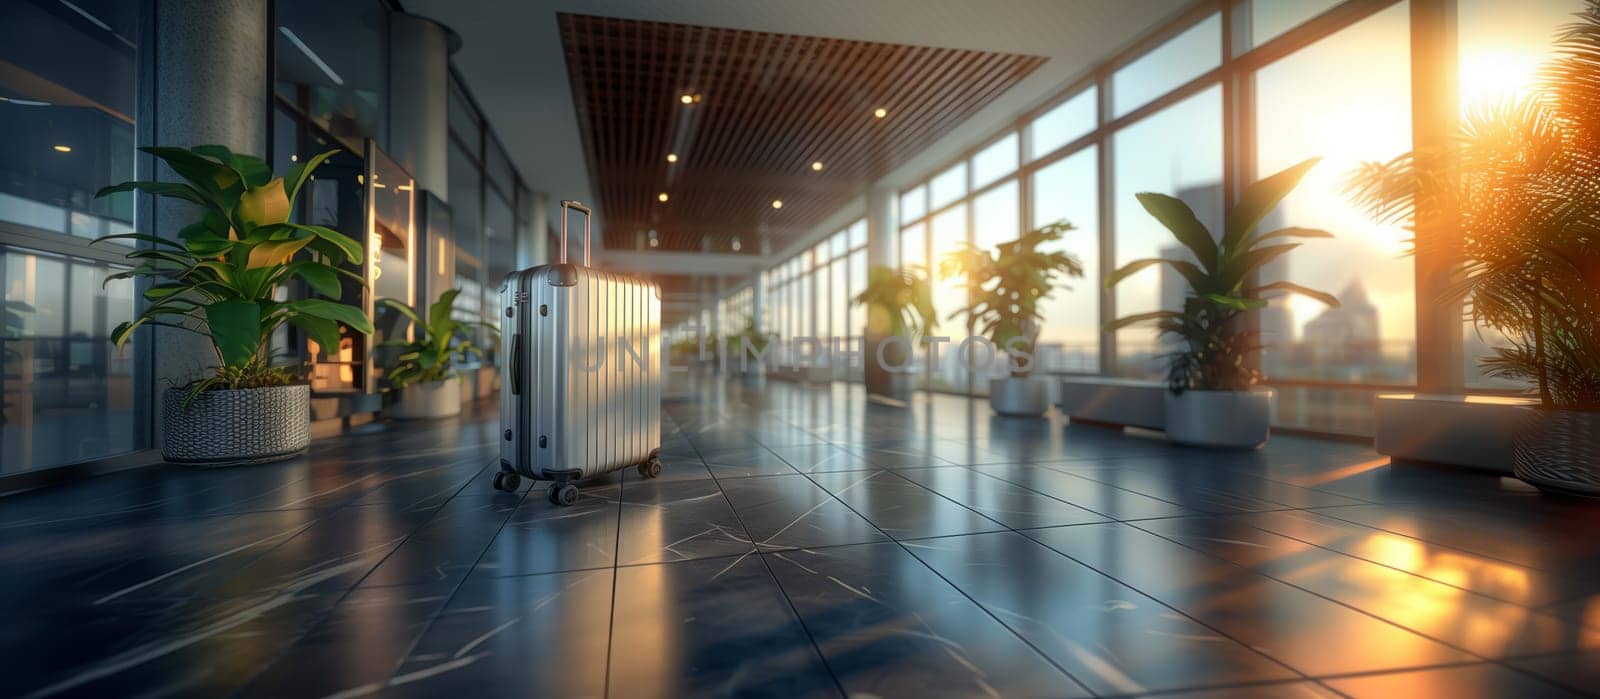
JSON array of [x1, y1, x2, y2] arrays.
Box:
[[510, 333, 523, 396], [559, 199, 591, 266]]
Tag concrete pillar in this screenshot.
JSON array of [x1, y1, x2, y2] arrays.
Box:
[[144, 0, 270, 419], [863, 186, 899, 398], [387, 13, 454, 198]]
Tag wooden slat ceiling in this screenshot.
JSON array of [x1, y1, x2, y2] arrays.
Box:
[[558, 13, 1047, 254]]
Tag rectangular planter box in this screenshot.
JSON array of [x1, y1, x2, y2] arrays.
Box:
[[1059, 377, 1166, 430], [1374, 393, 1535, 473]]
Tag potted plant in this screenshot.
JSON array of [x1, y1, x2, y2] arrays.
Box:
[[724, 314, 769, 377], [852, 265, 938, 401], [1107, 158, 1339, 449], [95, 145, 371, 465], [378, 289, 493, 419], [1347, 8, 1600, 493], [941, 221, 1084, 417]]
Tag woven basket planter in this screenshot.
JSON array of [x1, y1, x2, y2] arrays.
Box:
[[1513, 407, 1600, 497], [161, 384, 310, 466]]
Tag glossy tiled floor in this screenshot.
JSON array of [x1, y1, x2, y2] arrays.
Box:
[[5, 376, 1600, 698]]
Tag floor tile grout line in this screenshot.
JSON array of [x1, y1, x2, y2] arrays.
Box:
[[1224, 511, 1600, 622], [695, 387, 1350, 692], [774, 460, 1101, 697], [1122, 518, 1521, 669], [676, 421, 853, 699], [1304, 506, 1600, 588], [227, 459, 504, 698], [602, 449, 627, 699], [345, 460, 534, 695]]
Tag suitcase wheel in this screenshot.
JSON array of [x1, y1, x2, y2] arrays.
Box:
[[492, 472, 522, 493], [548, 482, 580, 506], [637, 457, 662, 479]]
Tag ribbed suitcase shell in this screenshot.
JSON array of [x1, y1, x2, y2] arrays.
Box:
[[498, 264, 661, 483]]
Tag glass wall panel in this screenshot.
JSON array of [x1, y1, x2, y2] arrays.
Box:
[[275, 0, 388, 146], [972, 179, 1019, 250], [1112, 85, 1224, 377], [448, 142, 484, 350], [1457, 0, 1587, 389], [2, 246, 137, 474], [900, 185, 927, 223], [448, 79, 481, 152], [482, 188, 515, 364], [1032, 147, 1100, 373], [1029, 87, 1097, 160], [1249, 0, 1341, 49], [0, 0, 138, 240], [1112, 13, 1222, 117], [929, 162, 968, 210], [930, 204, 968, 391], [831, 258, 848, 342], [848, 248, 867, 377], [971, 133, 1019, 189], [1255, 3, 1414, 394]]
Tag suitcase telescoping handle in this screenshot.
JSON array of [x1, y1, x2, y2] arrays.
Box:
[[559, 199, 592, 266]]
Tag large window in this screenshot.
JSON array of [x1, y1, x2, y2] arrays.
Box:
[[1111, 86, 1224, 377], [1457, 0, 1587, 389], [1254, 2, 1414, 434], [274, 0, 389, 147], [1, 0, 144, 473], [1031, 147, 1100, 373], [1112, 13, 1222, 117]]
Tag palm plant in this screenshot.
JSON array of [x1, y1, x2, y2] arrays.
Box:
[[940, 221, 1084, 377], [852, 265, 939, 340], [377, 289, 493, 390], [1106, 158, 1340, 393], [1346, 6, 1600, 411], [93, 145, 373, 401]]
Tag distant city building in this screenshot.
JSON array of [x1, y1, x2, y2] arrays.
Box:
[[1303, 280, 1381, 367]]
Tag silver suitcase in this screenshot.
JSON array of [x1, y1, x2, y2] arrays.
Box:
[[492, 200, 663, 505]]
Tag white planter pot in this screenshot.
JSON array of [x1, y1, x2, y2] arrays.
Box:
[[1513, 408, 1600, 496], [161, 384, 309, 466], [389, 376, 462, 420], [990, 376, 1050, 417], [1164, 388, 1274, 450]]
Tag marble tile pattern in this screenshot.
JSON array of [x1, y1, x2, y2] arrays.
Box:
[[3, 379, 1600, 698]]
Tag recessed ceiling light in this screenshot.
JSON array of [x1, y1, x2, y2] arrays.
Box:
[[666, 153, 678, 163], [52, 144, 72, 153], [658, 192, 669, 202], [771, 199, 783, 209], [873, 107, 888, 119], [732, 238, 742, 252], [811, 161, 824, 171], [649, 238, 659, 247]]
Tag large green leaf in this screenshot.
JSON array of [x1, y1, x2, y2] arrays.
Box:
[[288, 298, 374, 335], [283, 261, 341, 298], [204, 299, 262, 367], [1254, 226, 1335, 244], [289, 223, 363, 263], [236, 178, 290, 233], [1136, 193, 1218, 272], [1220, 243, 1301, 288], [191, 145, 273, 188], [289, 314, 341, 356], [1223, 157, 1319, 252], [378, 297, 425, 329], [1104, 310, 1182, 331], [247, 236, 313, 269], [1250, 281, 1342, 308], [92, 233, 186, 250], [141, 146, 240, 200], [428, 288, 461, 328], [94, 181, 208, 207], [284, 149, 340, 207]]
